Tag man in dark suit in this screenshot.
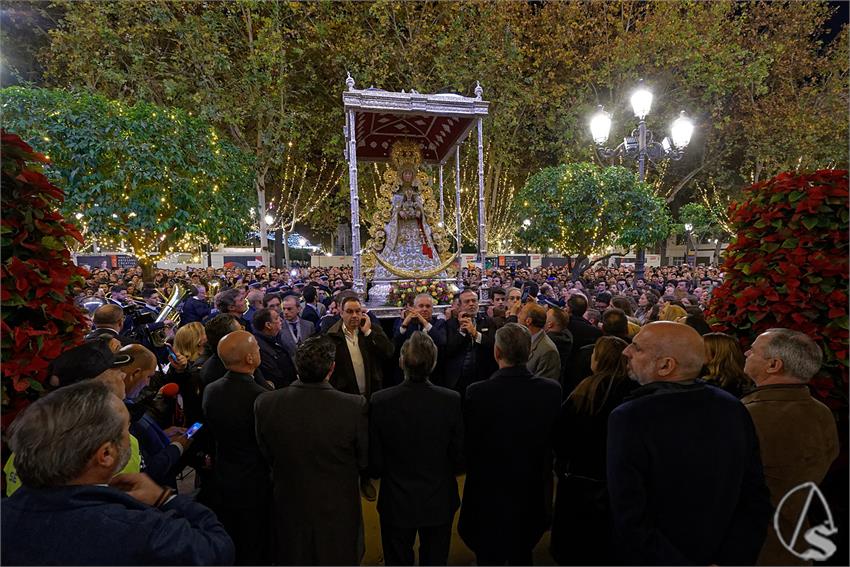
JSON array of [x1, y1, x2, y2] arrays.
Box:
[[607, 322, 772, 565], [390, 293, 447, 387], [252, 307, 297, 388], [325, 296, 394, 399], [180, 284, 211, 326], [562, 293, 604, 395], [443, 289, 497, 396], [370, 331, 463, 565], [458, 323, 562, 565], [572, 307, 632, 387], [300, 284, 322, 326], [279, 294, 316, 358], [202, 330, 271, 565], [84, 304, 138, 346], [254, 336, 368, 565]]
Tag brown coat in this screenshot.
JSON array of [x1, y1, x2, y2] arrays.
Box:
[[742, 384, 839, 566]]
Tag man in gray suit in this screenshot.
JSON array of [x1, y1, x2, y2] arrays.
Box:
[[278, 294, 316, 358], [254, 336, 368, 565], [517, 303, 561, 381]]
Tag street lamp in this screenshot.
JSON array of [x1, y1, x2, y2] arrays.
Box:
[[684, 223, 694, 267], [590, 81, 694, 280]]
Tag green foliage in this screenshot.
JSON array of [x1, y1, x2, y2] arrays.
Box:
[[28, 0, 850, 228], [517, 163, 671, 275], [0, 86, 255, 270]]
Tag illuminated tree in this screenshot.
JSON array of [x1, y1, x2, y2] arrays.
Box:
[[517, 163, 671, 280], [0, 87, 254, 279]]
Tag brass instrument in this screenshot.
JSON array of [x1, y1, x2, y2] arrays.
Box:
[[206, 278, 223, 302], [150, 283, 188, 347]]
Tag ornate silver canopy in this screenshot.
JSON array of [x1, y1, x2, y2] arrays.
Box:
[[342, 74, 490, 295]]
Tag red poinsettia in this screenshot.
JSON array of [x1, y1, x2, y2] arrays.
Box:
[[1, 130, 90, 424], [706, 169, 848, 412]]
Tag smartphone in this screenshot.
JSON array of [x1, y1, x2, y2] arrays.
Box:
[[164, 344, 178, 363], [185, 422, 203, 439]]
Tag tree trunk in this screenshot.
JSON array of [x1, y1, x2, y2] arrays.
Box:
[[571, 255, 590, 282], [138, 255, 155, 281], [256, 171, 269, 267], [283, 229, 291, 269]]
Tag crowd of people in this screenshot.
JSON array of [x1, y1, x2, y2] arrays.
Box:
[[2, 260, 842, 566]]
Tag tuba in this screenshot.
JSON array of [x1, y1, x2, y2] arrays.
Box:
[[150, 283, 188, 347], [206, 278, 223, 303]]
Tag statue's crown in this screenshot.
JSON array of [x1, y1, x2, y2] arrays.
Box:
[[390, 139, 422, 169]]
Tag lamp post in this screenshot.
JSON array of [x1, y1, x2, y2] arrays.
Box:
[[684, 223, 694, 267], [590, 81, 694, 281], [522, 218, 531, 267]]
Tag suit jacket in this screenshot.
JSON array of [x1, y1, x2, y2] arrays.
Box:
[[563, 315, 604, 395], [180, 297, 211, 326], [390, 316, 448, 387], [607, 382, 772, 565], [1, 485, 234, 566], [301, 303, 321, 326], [254, 332, 297, 388], [278, 317, 316, 358], [458, 365, 562, 555], [546, 329, 574, 392], [742, 384, 839, 566], [527, 330, 561, 381], [254, 380, 368, 566], [326, 319, 394, 399], [442, 314, 497, 395], [202, 371, 271, 510], [369, 380, 463, 528], [200, 353, 268, 390], [566, 314, 603, 350], [84, 327, 137, 346], [128, 410, 181, 488]]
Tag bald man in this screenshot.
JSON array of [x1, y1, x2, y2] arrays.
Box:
[[607, 322, 772, 565], [202, 330, 271, 565], [85, 304, 137, 345]]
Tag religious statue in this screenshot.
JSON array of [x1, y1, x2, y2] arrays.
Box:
[[363, 139, 454, 282]]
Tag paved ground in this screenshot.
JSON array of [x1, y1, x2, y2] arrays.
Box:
[[180, 470, 556, 566]]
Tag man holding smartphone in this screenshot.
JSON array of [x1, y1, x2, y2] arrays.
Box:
[[443, 289, 497, 397]]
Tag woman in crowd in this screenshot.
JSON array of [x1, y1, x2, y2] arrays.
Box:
[[701, 332, 752, 398], [551, 336, 637, 565], [634, 291, 658, 325], [168, 322, 208, 425]]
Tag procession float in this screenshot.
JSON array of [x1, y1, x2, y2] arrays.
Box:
[[341, 74, 490, 314]]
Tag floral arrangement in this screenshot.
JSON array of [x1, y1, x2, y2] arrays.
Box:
[[1, 131, 90, 425], [385, 279, 456, 307], [706, 169, 848, 410]]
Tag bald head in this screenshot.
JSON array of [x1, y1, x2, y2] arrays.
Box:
[[93, 304, 124, 330], [217, 330, 261, 374], [117, 344, 157, 399], [623, 321, 706, 385]]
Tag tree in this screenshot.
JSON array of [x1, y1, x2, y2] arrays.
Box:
[[516, 163, 671, 280], [706, 169, 848, 410], [0, 87, 254, 279], [33, 0, 848, 233], [1, 131, 89, 418]]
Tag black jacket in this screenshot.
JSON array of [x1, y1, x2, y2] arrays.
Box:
[[607, 382, 772, 565], [369, 380, 463, 528], [202, 371, 271, 510], [326, 320, 394, 399], [180, 297, 211, 326], [389, 316, 448, 387], [546, 329, 574, 391], [254, 332, 296, 388], [442, 314, 497, 396], [458, 365, 562, 555]]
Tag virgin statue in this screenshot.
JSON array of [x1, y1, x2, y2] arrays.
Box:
[[363, 139, 454, 283]]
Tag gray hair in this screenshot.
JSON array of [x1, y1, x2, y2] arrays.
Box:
[[506, 286, 522, 298], [495, 323, 532, 366], [413, 293, 434, 305], [400, 331, 438, 382], [762, 328, 823, 381], [9, 381, 125, 489]]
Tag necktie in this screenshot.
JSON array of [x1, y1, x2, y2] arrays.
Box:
[[290, 322, 299, 342]]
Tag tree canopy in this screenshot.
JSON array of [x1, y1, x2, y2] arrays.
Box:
[[516, 163, 672, 279], [0, 86, 255, 275], [12, 0, 848, 251]]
